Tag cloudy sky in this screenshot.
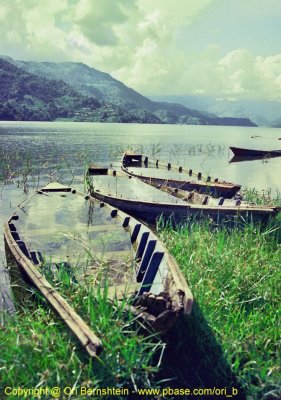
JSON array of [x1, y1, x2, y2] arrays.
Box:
[[1, 0, 281, 101]]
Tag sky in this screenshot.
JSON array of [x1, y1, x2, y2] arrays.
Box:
[[1, 0, 281, 101]]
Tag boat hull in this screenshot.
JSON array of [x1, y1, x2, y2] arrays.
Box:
[[124, 173, 240, 198], [91, 189, 279, 226], [230, 146, 281, 158], [122, 152, 241, 198]]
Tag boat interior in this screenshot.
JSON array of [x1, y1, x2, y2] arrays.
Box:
[[90, 170, 187, 205], [122, 153, 220, 183], [88, 168, 253, 209], [7, 184, 193, 318], [8, 189, 136, 287]]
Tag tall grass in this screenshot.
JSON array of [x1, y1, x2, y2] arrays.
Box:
[[2, 220, 280, 399], [160, 221, 281, 399], [243, 187, 281, 207], [0, 272, 164, 398]]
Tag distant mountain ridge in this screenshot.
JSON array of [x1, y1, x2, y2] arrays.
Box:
[[4, 56, 154, 109], [0, 55, 257, 126], [150, 94, 281, 127]]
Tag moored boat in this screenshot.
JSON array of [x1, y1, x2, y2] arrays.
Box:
[[121, 151, 241, 198], [230, 146, 281, 158], [4, 182, 193, 353], [87, 169, 280, 225]]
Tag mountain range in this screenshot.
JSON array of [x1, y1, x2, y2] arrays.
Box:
[[150, 95, 281, 127], [0, 56, 258, 126]]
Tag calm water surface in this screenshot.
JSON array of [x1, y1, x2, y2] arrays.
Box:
[[1, 121, 281, 272]]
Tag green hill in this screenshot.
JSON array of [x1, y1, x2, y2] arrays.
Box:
[[0, 56, 257, 126], [11, 59, 155, 109], [0, 58, 101, 121]]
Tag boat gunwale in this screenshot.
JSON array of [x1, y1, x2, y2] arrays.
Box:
[[92, 176, 279, 214], [3, 221, 103, 357], [122, 165, 239, 190], [121, 151, 241, 190]]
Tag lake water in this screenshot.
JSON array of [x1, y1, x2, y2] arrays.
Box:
[[1, 121, 281, 190], [1, 121, 281, 309]]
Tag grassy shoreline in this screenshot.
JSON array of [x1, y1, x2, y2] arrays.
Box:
[[160, 220, 281, 399], [1, 218, 280, 399], [0, 153, 280, 399]]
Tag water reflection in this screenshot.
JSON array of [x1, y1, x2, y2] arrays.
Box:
[[10, 191, 134, 286]]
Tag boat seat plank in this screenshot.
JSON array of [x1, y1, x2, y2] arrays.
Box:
[[8, 223, 17, 232], [88, 165, 109, 175], [136, 231, 150, 259], [11, 231, 20, 241], [16, 240, 30, 258], [139, 252, 164, 295], [30, 251, 40, 265], [131, 223, 141, 243], [202, 196, 209, 205], [41, 182, 71, 192], [122, 216, 130, 228], [136, 240, 157, 282]]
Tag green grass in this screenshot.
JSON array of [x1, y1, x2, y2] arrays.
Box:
[[0, 273, 164, 399], [1, 152, 281, 399], [1, 220, 280, 399], [243, 187, 281, 207], [159, 221, 281, 399]]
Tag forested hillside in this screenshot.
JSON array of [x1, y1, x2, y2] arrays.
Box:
[[0, 59, 102, 121], [0, 57, 256, 126]]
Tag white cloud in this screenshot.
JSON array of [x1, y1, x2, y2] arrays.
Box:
[[73, 0, 138, 46], [216, 50, 281, 101], [138, 0, 212, 26], [1, 0, 281, 101], [0, 3, 8, 20], [137, 9, 164, 38]]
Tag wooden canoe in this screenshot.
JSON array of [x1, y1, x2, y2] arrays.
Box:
[[230, 146, 281, 159], [4, 182, 193, 351], [121, 151, 241, 198], [87, 170, 280, 225]]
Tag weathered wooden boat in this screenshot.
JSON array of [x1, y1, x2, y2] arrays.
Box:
[[87, 169, 280, 225], [120, 151, 241, 198], [4, 182, 193, 354], [229, 155, 258, 163], [230, 146, 281, 158]]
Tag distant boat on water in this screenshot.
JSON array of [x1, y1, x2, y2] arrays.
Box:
[[229, 146, 281, 162]]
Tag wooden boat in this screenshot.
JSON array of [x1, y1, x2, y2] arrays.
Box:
[[120, 151, 241, 198], [229, 155, 259, 163], [230, 146, 281, 159], [4, 182, 193, 354], [87, 169, 280, 225]]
